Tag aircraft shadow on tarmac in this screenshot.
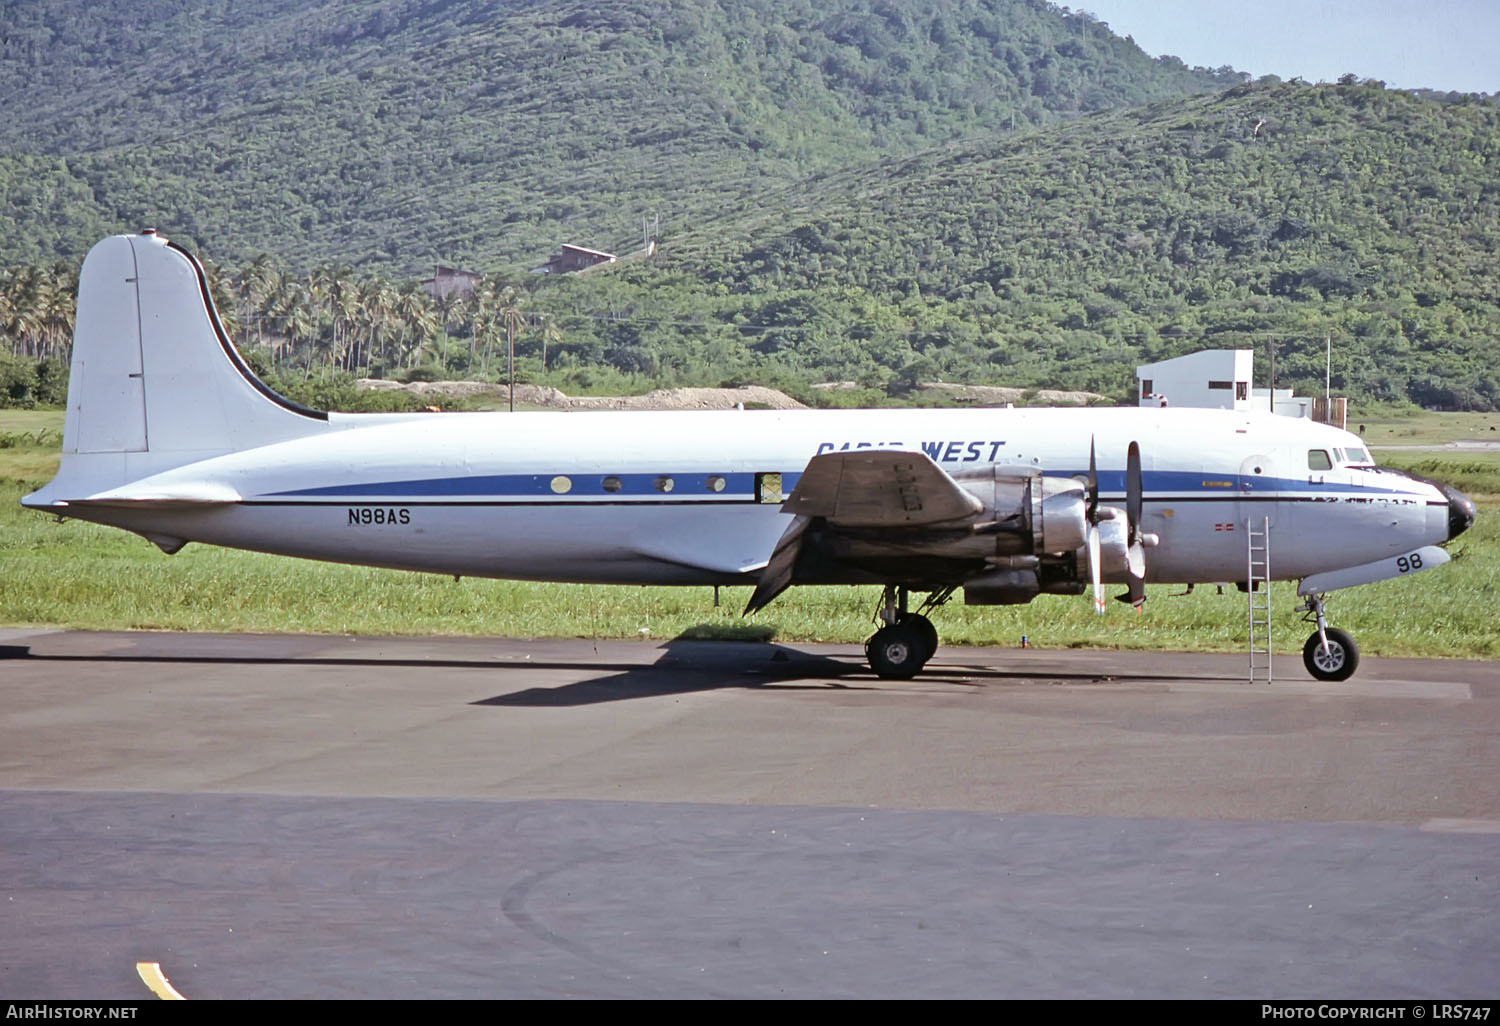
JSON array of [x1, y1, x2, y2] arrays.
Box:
[[473, 636, 1178, 706], [0, 635, 1187, 708]]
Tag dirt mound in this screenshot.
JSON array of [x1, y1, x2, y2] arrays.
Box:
[[568, 386, 805, 410], [357, 380, 804, 410], [915, 382, 1106, 406]]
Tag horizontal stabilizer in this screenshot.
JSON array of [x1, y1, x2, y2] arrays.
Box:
[[64, 481, 243, 508], [781, 449, 982, 527]]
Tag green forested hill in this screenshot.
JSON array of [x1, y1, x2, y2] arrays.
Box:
[[0, 0, 1237, 269], [2, 2, 1498, 409], [648, 79, 1500, 406]]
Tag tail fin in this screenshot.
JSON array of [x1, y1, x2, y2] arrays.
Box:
[[64, 231, 324, 457], [28, 232, 326, 506]]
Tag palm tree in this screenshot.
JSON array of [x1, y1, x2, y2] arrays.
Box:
[[390, 285, 431, 370], [38, 264, 75, 362], [537, 313, 563, 373], [240, 254, 283, 350], [498, 285, 526, 410], [0, 270, 16, 356]]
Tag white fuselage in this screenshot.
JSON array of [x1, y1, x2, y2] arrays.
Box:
[[30, 406, 1452, 588]]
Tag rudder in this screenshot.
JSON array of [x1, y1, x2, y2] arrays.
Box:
[[29, 231, 328, 508]]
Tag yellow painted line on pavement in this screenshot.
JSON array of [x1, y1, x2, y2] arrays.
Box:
[[135, 961, 186, 1000]]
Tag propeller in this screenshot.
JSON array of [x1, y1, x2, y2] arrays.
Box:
[[1121, 441, 1147, 611], [1087, 438, 1104, 613], [1084, 438, 1155, 614]]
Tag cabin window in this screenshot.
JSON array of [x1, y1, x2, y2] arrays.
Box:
[[1308, 450, 1332, 471], [601, 476, 623, 493], [654, 476, 674, 493], [705, 475, 726, 493], [755, 473, 782, 504], [550, 475, 572, 494]]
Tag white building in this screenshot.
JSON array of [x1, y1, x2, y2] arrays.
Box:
[[1136, 349, 1253, 411], [1136, 349, 1326, 421]]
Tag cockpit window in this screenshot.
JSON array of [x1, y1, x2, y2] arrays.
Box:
[[1343, 446, 1371, 464], [1308, 449, 1333, 471]]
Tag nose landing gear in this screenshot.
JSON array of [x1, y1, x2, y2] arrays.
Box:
[[1297, 593, 1360, 682]]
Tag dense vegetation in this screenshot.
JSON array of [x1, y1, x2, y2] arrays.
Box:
[[1, 2, 1498, 409], [665, 79, 1500, 406], [0, 0, 1237, 268]]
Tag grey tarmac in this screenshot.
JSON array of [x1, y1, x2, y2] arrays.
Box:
[[1, 629, 1497, 999]]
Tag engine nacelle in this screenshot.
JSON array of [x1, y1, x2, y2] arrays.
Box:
[[959, 469, 1088, 556], [1034, 476, 1088, 554], [963, 555, 1087, 605]]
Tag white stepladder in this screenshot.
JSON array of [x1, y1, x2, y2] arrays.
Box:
[[1246, 516, 1272, 683]]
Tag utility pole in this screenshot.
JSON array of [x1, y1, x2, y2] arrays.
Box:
[[1325, 333, 1331, 399], [1268, 337, 1276, 415]]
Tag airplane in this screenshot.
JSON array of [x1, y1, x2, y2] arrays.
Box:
[[21, 232, 1477, 681]]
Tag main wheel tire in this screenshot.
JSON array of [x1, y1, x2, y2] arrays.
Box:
[[867, 622, 928, 680], [1303, 627, 1359, 682], [901, 613, 939, 663]]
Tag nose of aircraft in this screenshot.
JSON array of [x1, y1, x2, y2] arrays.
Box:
[[1442, 483, 1476, 540]]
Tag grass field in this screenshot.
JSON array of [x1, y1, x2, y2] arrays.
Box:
[[1354, 408, 1500, 446], [3, 408, 1496, 660]]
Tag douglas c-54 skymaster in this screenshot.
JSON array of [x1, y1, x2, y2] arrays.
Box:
[[22, 233, 1477, 680]]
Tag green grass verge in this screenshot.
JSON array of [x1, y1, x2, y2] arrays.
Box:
[[3, 410, 1496, 659], [1357, 409, 1500, 446]]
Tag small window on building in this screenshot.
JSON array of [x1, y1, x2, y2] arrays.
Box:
[[1308, 450, 1332, 471], [755, 473, 782, 504], [1236, 381, 1248, 400], [1208, 380, 1233, 390], [1140, 379, 1153, 398]]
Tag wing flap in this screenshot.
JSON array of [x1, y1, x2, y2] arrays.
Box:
[[781, 449, 982, 527], [744, 514, 811, 615]]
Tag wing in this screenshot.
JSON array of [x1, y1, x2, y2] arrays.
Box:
[[745, 450, 982, 614], [780, 449, 982, 527]]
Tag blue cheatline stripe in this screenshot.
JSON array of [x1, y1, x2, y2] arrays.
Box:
[[262, 471, 799, 499], [259, 467, 1421, 502], [1045, 468, 1418, 497]]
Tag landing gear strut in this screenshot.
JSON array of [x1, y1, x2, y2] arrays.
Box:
[[1297, 592, 1359, 682], [864, 585, 951, 679]]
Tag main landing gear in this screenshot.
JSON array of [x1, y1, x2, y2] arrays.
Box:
[[865, 585, 952, 679], [1297, 592, 1359, 682]]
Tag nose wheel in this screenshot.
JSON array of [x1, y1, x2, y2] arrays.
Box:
[[1298, 593, 1360, 682]]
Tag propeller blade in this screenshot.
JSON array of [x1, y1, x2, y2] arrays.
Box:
[[1126, 440, 1142, 545], [1128, 441, 1146, 611], [1086, 437, 1099, 524], [1088, 523, 1104, 614], [1117, 542, 1146, 611]]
